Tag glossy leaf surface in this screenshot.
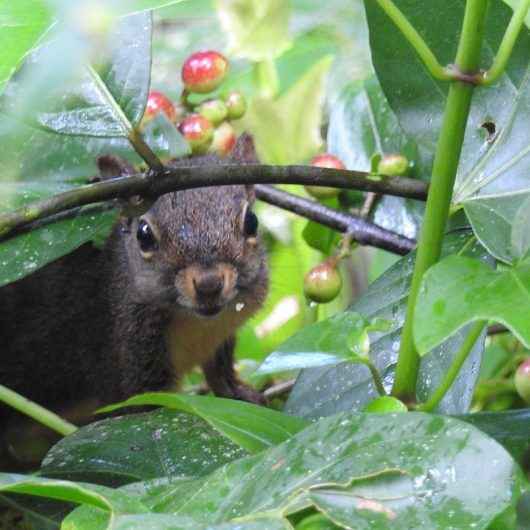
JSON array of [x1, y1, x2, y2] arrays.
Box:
[[41, 409, 247, 486], [415, 255, 530, 354], [65, 412, 524, 529], [100, 393, 309, 453]]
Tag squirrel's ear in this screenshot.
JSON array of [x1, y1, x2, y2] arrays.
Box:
[[95, 155, 136, 181], [231, 133, 258, 164]]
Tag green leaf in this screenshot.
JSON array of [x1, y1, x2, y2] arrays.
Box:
[[0, 0, 53, 93], [454, 64, 530, 264], [0, 205, 117, 287], [36, 12, 152, 136], [67, 412, 525, 529], [282, 231, 486, 418], [258, 312, 377, 374], [0, 474, 148, 516], [215, 0, 291, 61], [40, 409, 247, 486], [458, 409, 530, 466], [100, 393, 309, 453], [327, 76, 423, 239], [242, 56, 332, 164], [414, 255, 530, 354]]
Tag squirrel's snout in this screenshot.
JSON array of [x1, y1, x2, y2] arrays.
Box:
[[176, 264, 238, 315], [193, 271, 224, 297]]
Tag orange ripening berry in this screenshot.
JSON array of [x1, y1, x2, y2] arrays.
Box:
[[178, 114, 214, 154], [305, 153, 346, 199]]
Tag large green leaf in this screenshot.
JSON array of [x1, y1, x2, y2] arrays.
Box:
[[280, 232, 486, 418], [40, 409, 247, 487], [65, 412, 524, 529], [0, 0, 52, 93], [414, 255, 530, 354], [100, 393, 309, 453]]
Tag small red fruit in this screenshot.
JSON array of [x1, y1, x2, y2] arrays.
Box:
[[305, 153, 346, 199], [198, 99, 228, 126], [225, 91, 247, 120], [178, 114, 214, 154], [210, 122, 237, 157], [377, 153, 409, 176], [515, 358, 530, 403], [304, 258, 342, 304], [142, 90, 178, 124], [181, 51, 229, 94]]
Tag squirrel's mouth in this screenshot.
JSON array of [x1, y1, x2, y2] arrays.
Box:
[[195, 305, 223, 317]]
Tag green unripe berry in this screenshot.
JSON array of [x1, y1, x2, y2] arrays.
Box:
[[198, 99, 228, 126], [515, 359, 530, 403], [225, 91, 247, 120], [304, 259, 342, 304], [377, 153, 409, 176], [363, 396, 407, 414], [305, 153, 345, 199]]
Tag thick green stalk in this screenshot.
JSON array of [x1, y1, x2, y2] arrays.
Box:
[[0, 384, 77, 437], [417, 321, 486, 412], [392, 0, 489, 400]]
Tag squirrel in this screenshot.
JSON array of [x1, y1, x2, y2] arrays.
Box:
[[0, 134, 269, 436]]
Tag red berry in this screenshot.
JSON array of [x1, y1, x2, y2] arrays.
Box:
[[143, 90, 178, 124], [225, 91, 247, 120], [198, 99, 228, 126], [304, 259, 342, 304], [178, 114, 214, 154], [377, 153, 409, 176], [305, 153, 346, 199], [210, 122, 237, 157], [181, 51, 229, 94], [515, 358, 530, 403]]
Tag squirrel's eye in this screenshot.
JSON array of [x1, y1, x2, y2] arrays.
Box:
[[137, 220, 158, 254], [243, 208, 258, 238]]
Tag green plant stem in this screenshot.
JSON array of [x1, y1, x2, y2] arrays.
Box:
[[417, 321, 486, 412], [481, 0, 530, 85], [0, 384, 77, 437], [392, 0, 489, 400], [375, 0, 452, 81], [128, 129, 164, 171], [365, 361, 387, 396]]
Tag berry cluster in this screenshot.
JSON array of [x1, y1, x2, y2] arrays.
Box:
[[140, 50, 247, 157]]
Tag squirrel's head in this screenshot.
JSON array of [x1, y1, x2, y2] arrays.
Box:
[[98, 135, 268, 318]]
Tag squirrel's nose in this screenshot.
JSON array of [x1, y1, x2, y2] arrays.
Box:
[[193, 271, 224, 297]]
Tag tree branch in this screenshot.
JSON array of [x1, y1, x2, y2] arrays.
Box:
[[0, 164, 428, 240], [255, 185, 415, 255]]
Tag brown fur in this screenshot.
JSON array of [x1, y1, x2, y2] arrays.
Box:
[[0, 136, 268, 432]]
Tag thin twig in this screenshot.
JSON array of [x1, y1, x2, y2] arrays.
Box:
[[255, 185, 415, 255], [0, 165, 428, 240], [263, 379, 296, 399]]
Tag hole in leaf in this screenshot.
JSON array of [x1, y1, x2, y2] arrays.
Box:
[[481, 121, 497, 143]]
